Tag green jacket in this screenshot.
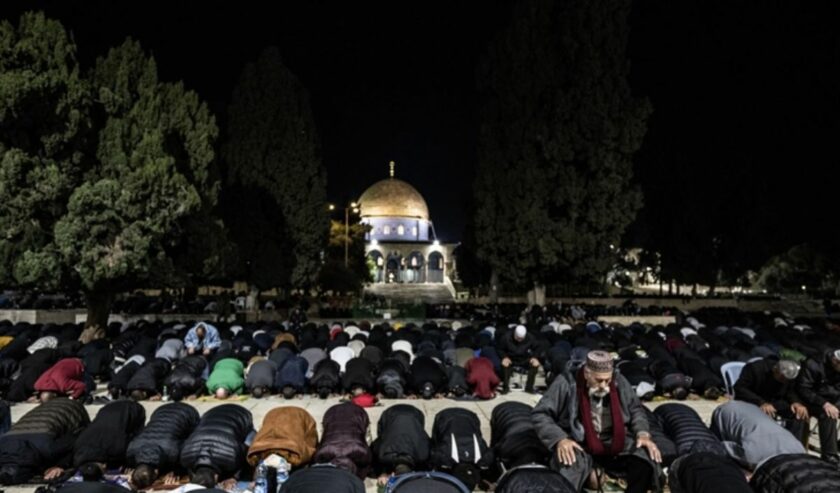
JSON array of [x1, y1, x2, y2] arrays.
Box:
[[206, 358, 245, 394]]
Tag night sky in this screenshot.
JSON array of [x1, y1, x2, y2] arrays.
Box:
[[2, 0, 839, 247]]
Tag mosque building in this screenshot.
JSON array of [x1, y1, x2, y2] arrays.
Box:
[[357, 162, 458, 287]]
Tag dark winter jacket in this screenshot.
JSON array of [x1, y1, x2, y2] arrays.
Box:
[[654, 403, 725, 457], [446, 366, 468, 395], [497, 331, 542, 365], [73, 400, 146, 467], [491, 402, 550, 467], [127, 358, 171, 394], [495, 465, 576, 493], [245, 359, 276, 390], [797, 350, 840, 408], [342, 357, 375, 393], [126, 402, 200, 469], [750, 453, 840, 493], [372, 404, 430, 470], [310, 359, 341, 393], [77, 340, 112, 378], [377, 358, 408, 398], [669, 452, 752, 493], [0, 399, 90, 484], [275, 355, 308, 391], [180, 404, 253, 477], [735, 359, 801, 407], [532, 371, 650, 452], [409, 356, 447, 394], [430, 408, 492, 470], [313, 402, 373, 478], [281, 464, 365, 493], [164, 355, 207, 397], [6, 348, 59, 402]]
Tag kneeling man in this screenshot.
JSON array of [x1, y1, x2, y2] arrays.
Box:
[[532, 350, 660, 492]]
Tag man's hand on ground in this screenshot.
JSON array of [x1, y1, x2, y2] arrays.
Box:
[[636, 436, 662, 463], [44, 467, 64, 480], [556, 438, 582, 466]]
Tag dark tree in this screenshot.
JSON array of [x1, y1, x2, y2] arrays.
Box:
[[223, 46, 328, 291], [473, 0, 650, 298], [0, 13, 220, 331]]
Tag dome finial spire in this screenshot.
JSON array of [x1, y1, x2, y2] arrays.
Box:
[[389, 160, 395, 178]]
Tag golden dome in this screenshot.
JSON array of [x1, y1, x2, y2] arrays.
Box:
[[358, 177, 430, 220]]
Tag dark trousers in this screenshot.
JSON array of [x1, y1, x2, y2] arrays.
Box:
[[502, 364, 537, 392], [771, 400, 809, 446], [808, 404, 839, 458]]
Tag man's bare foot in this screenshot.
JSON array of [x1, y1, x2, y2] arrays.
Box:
[[149, 394, 162, 401], [187, 394, 199, 401], [26, 396, 38, 403]]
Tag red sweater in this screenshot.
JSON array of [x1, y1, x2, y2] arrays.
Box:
[[466, 357, 500, 399], [34, 358, 88, 399]]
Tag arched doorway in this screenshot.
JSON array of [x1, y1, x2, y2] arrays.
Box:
[[367, 250, 384, 283], [386, 254, 402, 284], [428, 251, 444, 283], [405, 251, 425, 283]]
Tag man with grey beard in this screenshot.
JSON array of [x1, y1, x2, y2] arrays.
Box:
[[532, 350, 661, 492]]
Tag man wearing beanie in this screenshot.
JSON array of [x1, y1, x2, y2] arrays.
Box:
[[532, 350, 660, 492], [797, 348, 840, 464], [497, 325, 543, 394], [734, 359, 809, 444]]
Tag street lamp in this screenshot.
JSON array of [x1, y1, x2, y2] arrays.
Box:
[[344, 202, 359, 268]]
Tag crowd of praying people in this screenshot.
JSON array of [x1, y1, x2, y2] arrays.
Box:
[[0, 306, 839, 491]]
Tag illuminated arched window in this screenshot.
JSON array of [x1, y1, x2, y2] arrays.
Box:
[[412, 226, 418, 236], [383, 225, 391, 235], [397, 225, 405, 235]]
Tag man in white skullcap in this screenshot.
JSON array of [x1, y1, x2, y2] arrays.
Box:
[[497, 325, 542, 394], [532, 350, 660, 492]]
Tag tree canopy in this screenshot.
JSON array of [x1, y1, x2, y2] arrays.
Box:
[[223, 46, 328, 290], [473, 0, 649, 292], [0, 13, 220, 328]]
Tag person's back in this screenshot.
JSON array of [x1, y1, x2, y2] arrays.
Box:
[[247, 406, 318, 468], [127, 402, 200, 470], [73, 400, 146, 468], [373, 404, 430, 472], [180, 404, 253, 478], [206, 358, 244, 398], [34, 358, 87, 400]]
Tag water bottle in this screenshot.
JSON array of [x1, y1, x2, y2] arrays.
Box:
[[276, 457, 289, 489], [254, 462, 268, 493], [162, 385, 170, 402]]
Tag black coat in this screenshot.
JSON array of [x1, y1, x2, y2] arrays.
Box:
[[372, 404, 430, 471], [409, 356, 447, 393], [342, 357, 375, 392], [496, 331, 542, 365], [5, 348, 59, 402], [490, 402, 550, 467], [127, 358, 171, 393], [77, 340, 113, 379], [798, 351, 840, 409], [57, 481, 131, 493], [749, 453, 840, 493], [654, 403, 725, 457], [669, 452, 752, 493], [735, 359, 800, 407], [108, 357, 143, 394], [281, 465, 365, 493], [446, 366, 468, 394], [180, 404, 253, 477], [73, 400, 146, 467], [126, 402, 200, 469], [430, 408, 492, 469], [164, 355, 207, 396], [310, 359, 341, 393], [245, 360, 276, 390], [495, 465, 576, 493], [0, 399, 90, 484]]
